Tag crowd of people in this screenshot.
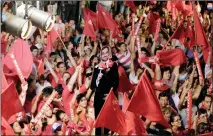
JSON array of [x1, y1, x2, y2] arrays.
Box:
[[1, 1, 213, 136]]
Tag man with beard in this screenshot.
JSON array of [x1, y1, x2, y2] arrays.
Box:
[[90, 46, 119, 135]]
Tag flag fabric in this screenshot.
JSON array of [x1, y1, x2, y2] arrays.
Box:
[[95, 89, 127, 135], [148, 12, 160, 34], [37, 59, 45, 75], [97, 4, 123, 41], [123, 93, 147, 135], [167, 1, 178, 21], [47, 28, 58, 54], [183, 2, 193, 17], [2, 70, 8, 92], [117, 66, 134, 93], [1, 82, 24, 121], [83, 8, 98, 30], [127, 72, 170, 128], [124, 1, 136, 13], [184, 19, 195, 48], [83, 12, 97, 41], [193, 5, 211, 63], [3, 39, 33, 79], [1, 117, 15, 135]]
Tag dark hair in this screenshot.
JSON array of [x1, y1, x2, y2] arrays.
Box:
[[158, 91, 169, 99], [39, 74, 45, 81], [76, 93, 86, 104], [169, 114, 181, 125], [55, 84, 63, 95], [50, 52, 56, 57], [42, 87, 53, 97], [30, 46, 38, 52], [154, 46, 163, 55], [27, 77, 35, 86], [55, 110, 65, 121], [198, 108, 207, 116], [204, 95, 212, 100], [76, 26, 83, 34], [141, 47, 150, 57], [161, 67, 171, 74], [117, 42, 126, 47], [56, 62, 64, 68]]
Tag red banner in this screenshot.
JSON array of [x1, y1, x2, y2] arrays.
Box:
[[187, 90, 192, 129], [193, 51, 204, 81]]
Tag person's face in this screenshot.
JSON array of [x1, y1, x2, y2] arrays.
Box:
[[126, 26, 131, 33], [59, 63, 66, 73], [56, 57, 63, 63], [36, 35, 41, 43], [172, 116, 182, 128], [63, 73, 70, 83], [79, 97, 87, 108], [92, 57, 99, 66], [141, 51, 147, 58], [59, 113, 69, 123], [29, 79, 36, 92], [120, 44, 127, 52], [67, 43, 73, 51], [101, 35, 106, 41], [39, 79, 45, 85], [204, 97, 212, 110], [101, 48, 110, 62], [199, 113, 208, 123], [51, 55, 56, 62], [56, 16, 60, 23], [45, 106, 53, 117], [32, 49, 38, 57], [86, 37, 91, 44], [163, 70, 171, 80], [85, 49, 91, 56], [12, 122, 22, 133], [183, 22, 187, 29], [159, 97, 168, 108], [164, 111, 171, 121], [194, 70, 198, 77]]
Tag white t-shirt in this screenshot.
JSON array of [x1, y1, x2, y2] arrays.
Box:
[[99, 1, 112, 6], [35, 81, 52, 95]]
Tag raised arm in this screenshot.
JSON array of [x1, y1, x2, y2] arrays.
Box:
[[44, 58, 59, 83], [66, 50, 77, 68], [90, 41, 98, 58], [67, 65, 81, 91]]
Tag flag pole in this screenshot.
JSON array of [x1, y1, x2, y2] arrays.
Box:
[[55, 30, 68, 51]]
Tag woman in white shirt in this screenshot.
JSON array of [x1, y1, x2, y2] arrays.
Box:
[[35, 74, 51, 95]]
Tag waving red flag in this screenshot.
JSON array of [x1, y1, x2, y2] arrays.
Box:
[[83, 8, 98, 30], [83, 13, 96, 41], [127, 72, 170, 128], [118, 66, 134, 93], [123, 93, 147, 135], [95, 89, 127, 135], [124, 1, 136, 13], [2, 70, 8, 91], [3, 39, 33, 79], [1, 117, 15, 135], [38, 59, 45, 75], [1, 82, 24, 121], [47, 28, 58, 53], [148, 12, 160, 34], [193, 5, 211, 63]]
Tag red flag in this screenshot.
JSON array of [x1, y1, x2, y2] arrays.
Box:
[[83, 8, 98, 30], [127, 72, 170, 128], [124, 1, 136, 13], [95, 89, 127, 135], [1, 82, 24, 121], [187, 90, 192, 129], [117, 66, 134, 93], [123, 93, 147, 135], [97, 4, 116, 31], [3, 39, 33, 79], [2, 70, 8, 92], [193, 5, 211, 63], [167, 1, 178, 21], [83, 13, 97, 41], [183, 2, 193, 16], [1, 117, 15, 135], [47, 28, 58, 53], [184, 19, 195, 48], [38, 59, 45, 75], [156, 48, 186, 67], [148, 12, 160, 34]]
